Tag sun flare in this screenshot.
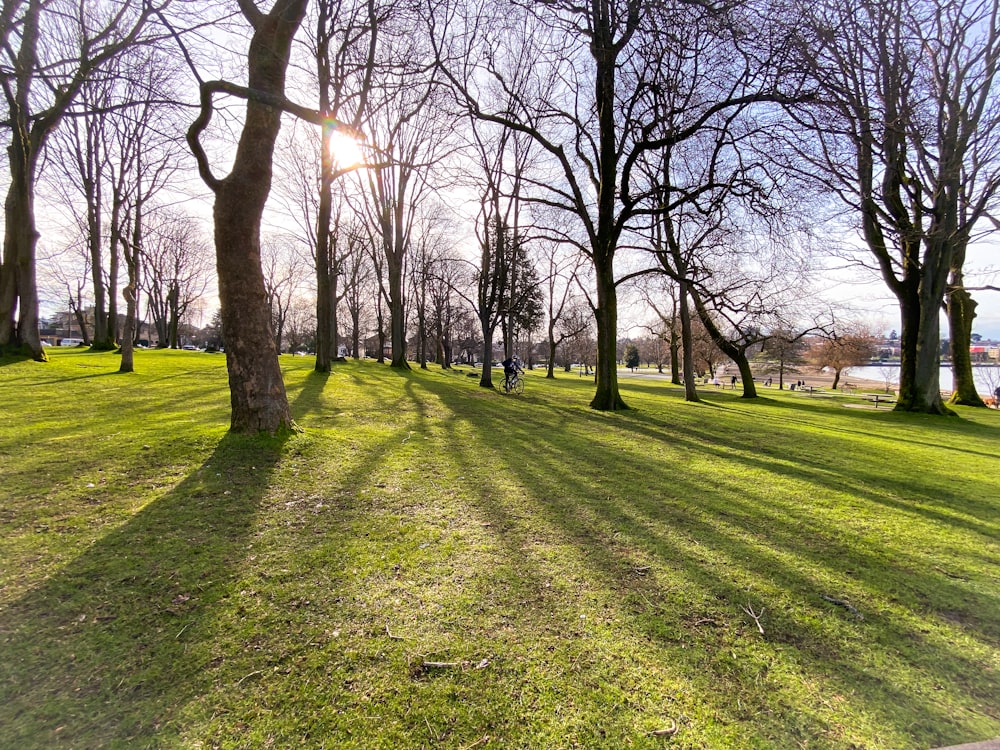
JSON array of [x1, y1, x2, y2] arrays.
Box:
[[328, 128, 365, 170]]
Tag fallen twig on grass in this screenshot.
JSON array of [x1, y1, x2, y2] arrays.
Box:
[[386, 623, 407, 640], [460, 735, 490, 749], [934, 566, 969, 581], [820, 594, 864, 620], [741, 604, 765, 635], [647, 718, 678, 736], [235, 669, 263, 685], [693, 617, 723, 627], [421, 658, 491, 670]]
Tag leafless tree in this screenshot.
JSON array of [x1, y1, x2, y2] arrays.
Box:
[[638, 277, 682, 384], [309, 0, 380, 372], [788, 0, 1000, 412], [335, 3, 457, 369], [45, 241, 94, 345], [46, 76, 117, 349], [538, 238, 587, 379], [612, 5, 814, 402], [0, 0, 166, 359], [283, 296, 317, 354], [427, 252, 464, 368], [431, 0, 805, 410], [261, 234, 310, 352], [185, 0, 350, 432], [142, 211, 211, 349], [42, 41, 185, 368], [407, 203, 456, 368], [114, 49, 186, 373], [360, 219, 388, 362], [339, 228, 374, 358], [761, 328, 809, 390]]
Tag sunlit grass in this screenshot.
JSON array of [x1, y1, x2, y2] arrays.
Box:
[[1, 349, 997, 748]]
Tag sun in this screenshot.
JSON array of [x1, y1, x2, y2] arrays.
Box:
[[327, 128, 365, 170]]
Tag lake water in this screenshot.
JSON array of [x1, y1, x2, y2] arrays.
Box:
[[844, 364, 1000, 395]]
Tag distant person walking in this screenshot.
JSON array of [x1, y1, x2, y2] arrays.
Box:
[[730, 375, 738, 389], [994, 385, 1000, 408]]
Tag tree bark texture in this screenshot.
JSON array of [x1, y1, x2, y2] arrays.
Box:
[[1, 144, 44, 359], [118, 209, 142, 374], [387, 256, 408, 368], [587, 17, 628, 412], [191, 0, 307, 433], [0, 0, 43, 359], [678, 279, 699, 403], [946, 268, 986, 407], [589, 260, 627, 410], [314, 158, 334, 373], [479, 317, 495, 389], [690, 287, 757, 399]]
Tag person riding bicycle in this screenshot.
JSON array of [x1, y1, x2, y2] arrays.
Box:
[[502, 355, 523, 390]]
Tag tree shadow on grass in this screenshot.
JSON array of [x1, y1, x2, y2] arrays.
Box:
[[0, 432, 286, 748], [661, 383, 1000, 462], [287, 369, 330, 420], [408, 371, 1000, 747]]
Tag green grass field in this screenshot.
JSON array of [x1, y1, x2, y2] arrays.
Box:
[[1, 348, 997, 749]]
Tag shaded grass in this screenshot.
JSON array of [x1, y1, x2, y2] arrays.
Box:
[[0, 349, 997, 748]]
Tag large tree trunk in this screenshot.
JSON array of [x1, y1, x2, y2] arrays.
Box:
[[350, 307, 361, 359], [546, 319, 558, 379], [106, 194, 127, 350], [894, 256, 951, 415], [119, 283, 136, 373], [436, 305, 452, 369], [678, 280, 699, 403], [587, 16, 627, 412], [118, 200, 141, 374], [107, 244, 119, 345], [215, 177, 291, 431], [314, 169, 334, 372], [118, 215, 142, 373], [946, 272, 986, 407], [0, 1, 43, 360], [387, 259, 407, 368], [313, 3, 334, 373], [669, 321, 681, 386], [87, 170, 111, 348], [167, 283, 179, 348], [416, 308, 427, 369], [190, 0, 306, 433], [689, 286, 757, 399], [0, 142, 44, 360], [590, 259, 627, 410], [734, 355, 757, 398], [479, 317, 495, 388], [441, 326, 452, 368]]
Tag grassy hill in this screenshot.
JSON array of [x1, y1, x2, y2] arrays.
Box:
[[1, 348, 997, 749]]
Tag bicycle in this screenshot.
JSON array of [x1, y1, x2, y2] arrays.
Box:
[[501, 372, 525, 395]]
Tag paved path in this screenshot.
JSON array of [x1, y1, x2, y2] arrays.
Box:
[[932, 740, 1000, 750]]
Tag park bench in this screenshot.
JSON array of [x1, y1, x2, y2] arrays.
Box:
[[861, 393, 896, 408]]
